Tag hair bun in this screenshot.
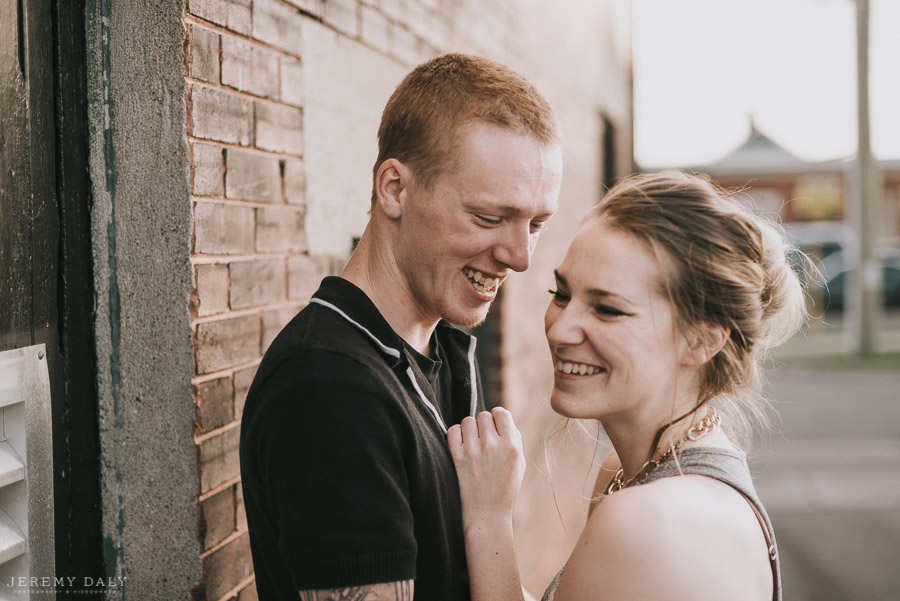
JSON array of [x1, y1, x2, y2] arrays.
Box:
[[757, 221, 806, 349]]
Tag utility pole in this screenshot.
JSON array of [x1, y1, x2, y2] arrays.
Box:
[[848, 0, 880, 356]]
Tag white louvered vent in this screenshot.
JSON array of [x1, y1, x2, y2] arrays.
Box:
[[0, 345, 55, 601]]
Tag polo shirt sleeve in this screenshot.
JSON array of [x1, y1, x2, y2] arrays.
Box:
[[244, 350, 417, 590]]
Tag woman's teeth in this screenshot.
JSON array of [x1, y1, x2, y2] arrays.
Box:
[[466, 268, 497, 292], [555, 360, 602, 375]]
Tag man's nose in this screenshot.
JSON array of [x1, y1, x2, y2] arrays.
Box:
[[493, 224, 533, 273]]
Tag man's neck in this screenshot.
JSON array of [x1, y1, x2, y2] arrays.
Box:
[[341, 229, 438, 357]]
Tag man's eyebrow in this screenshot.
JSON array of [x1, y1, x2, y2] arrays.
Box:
[[467, 201, 556, 220], [553, 270, 635, 305]]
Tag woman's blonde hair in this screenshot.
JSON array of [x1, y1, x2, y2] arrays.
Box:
[[590, 171, 809, 445]]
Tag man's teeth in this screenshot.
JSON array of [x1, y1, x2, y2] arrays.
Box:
[[465, 268, 496, 291], [555, 360, 603, 375]]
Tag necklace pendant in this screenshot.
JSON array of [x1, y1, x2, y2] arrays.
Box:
[[605, 407, 722, 496]]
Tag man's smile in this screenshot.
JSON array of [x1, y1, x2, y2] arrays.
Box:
[[464, 267, 501, 293]]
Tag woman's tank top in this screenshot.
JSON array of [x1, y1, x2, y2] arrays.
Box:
[[540, 446, 782, 601]]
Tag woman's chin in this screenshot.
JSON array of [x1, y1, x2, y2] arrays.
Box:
[[549, 392, 580, 419]]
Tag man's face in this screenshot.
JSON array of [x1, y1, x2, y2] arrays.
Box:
[[395, 122, 562, 328]]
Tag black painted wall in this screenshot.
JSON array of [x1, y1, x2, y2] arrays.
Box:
[[1, 0, 103, 595]]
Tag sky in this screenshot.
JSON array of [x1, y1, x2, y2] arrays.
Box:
[[632, 0, 900, 168]]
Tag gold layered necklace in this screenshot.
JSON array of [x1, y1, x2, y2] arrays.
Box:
[[605, 407, 721, 495]]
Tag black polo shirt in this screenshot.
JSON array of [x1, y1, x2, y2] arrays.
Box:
[[240, 276, 483, 600]]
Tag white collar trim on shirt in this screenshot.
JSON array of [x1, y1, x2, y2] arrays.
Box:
[[310, 297, 478, 434]]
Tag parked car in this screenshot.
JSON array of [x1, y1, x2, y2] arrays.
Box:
[[818, 251, 900, 312], [781, 221, 900, 312], [783, 221, 852, 262]]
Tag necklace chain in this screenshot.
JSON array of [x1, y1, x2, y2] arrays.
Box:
[[606, 407, 721, 495]]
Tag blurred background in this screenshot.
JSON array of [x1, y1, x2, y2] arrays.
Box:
[[633, 1, 900, 600]]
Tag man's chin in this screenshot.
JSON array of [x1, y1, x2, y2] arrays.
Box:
[[441, 302, 492, 329]]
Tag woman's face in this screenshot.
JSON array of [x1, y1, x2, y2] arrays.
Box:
[[544, 217, 691, 422]]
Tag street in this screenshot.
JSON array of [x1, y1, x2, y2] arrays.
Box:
[[752, 362, 900, 601]]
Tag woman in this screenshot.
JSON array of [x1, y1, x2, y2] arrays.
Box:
[[448, 171, 807, 601]]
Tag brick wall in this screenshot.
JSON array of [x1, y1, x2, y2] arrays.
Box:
[[184, 1, 631, 598], [186, 3, 327, 599]]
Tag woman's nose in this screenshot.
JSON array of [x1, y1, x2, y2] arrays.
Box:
[[544, 304, 585, 347]]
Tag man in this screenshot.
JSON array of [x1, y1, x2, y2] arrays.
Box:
[[240, 53, 563, 601]]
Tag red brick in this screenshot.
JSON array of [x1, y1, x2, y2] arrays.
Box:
[[225, 148, 281, 203], [229, 259, 286, 309], [323, 0, 359, 37], [222, 36, 279, 99], [233, 364, 257, 417], [202, 530, 252, 600], [360, 5, 391, 54], [195, 315, 261, 374], [252, 0, 303, 56], [287, 254, 330, 299], [190, 25, 221, 83], [194, 202, 255, 255], [200, 486, 235, 551], [254, 102, 303, 155], [283, 160, 305, 205], [256, 206, 306, 253], [193, 142, 225, 197], [279, 58, 304, 107], [192, 85, 253, 146], [196, 375, 235, 432], [198, 426, 242, 493], [196, 263, 230, 316], [189, 0, 252, 35], [262, 305, 301, 352]]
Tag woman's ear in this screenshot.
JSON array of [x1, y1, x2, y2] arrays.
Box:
[[374, 158, 411, 220], [682, 322, 730, 367]]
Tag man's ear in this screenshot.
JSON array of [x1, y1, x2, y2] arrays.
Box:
[[374, 158, 411, 220], [682, 322, 730, 367]]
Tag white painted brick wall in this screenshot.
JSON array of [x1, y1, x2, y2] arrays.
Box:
[[193, 142, 224, 197], [192, 85, 253, 146], [190, 0, 252, 34], [196, 264, 230, 316], [193, 202, 256, 254], [222, 36, 280, 98], [252, 0, 304, 56], [190, 25, 221, 83], [254, 102, 303, 155], [225, 148, 282, 203], [279, 58, 304, 106], [360, 5, 392, 55]]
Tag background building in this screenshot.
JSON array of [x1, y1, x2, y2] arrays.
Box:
[[651, 120, 900, 315], [1, 1, 632, 598], [689, 119, 900, 236]]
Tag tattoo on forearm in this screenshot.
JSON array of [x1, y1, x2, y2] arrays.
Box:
[[299, 580, 412, 601], [299, 589, 375, 601], [393, 580, 412, 600]]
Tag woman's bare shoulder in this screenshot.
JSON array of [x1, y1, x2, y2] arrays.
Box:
[[554, 475, 773, 601]]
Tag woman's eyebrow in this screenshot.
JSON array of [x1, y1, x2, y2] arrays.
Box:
[[554, 270, 635, 305]]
